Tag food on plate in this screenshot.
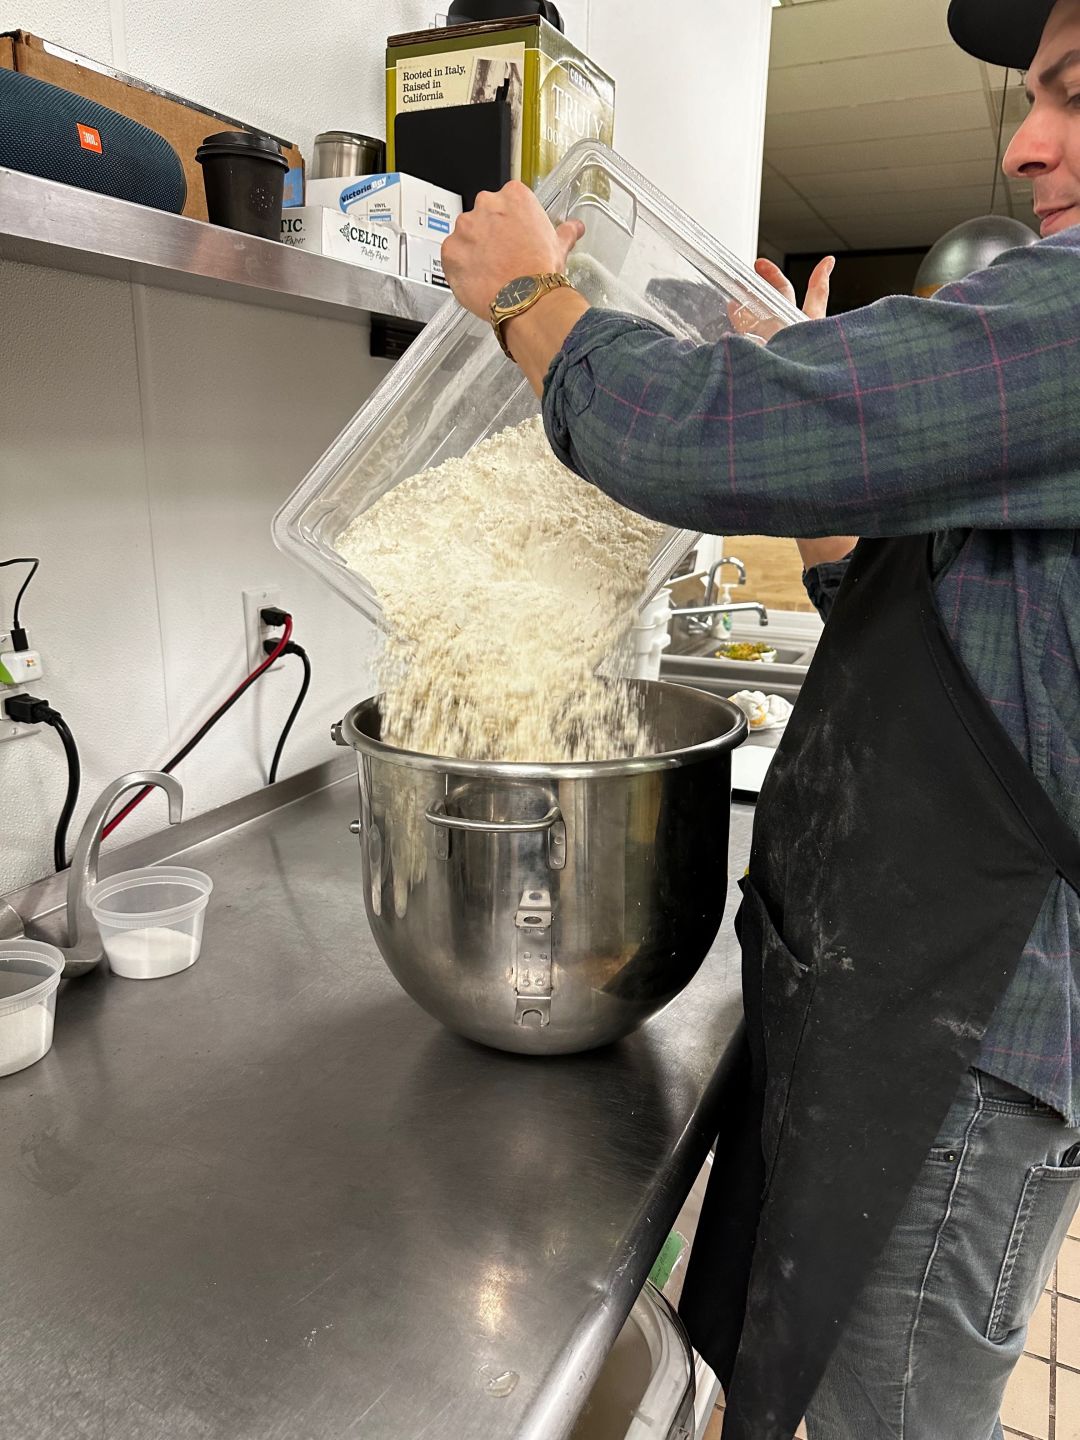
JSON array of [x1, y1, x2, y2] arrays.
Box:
[[713, 641, 778, 662]]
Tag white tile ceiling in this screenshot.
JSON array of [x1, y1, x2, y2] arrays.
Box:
[[762, 0, 1037, 255]]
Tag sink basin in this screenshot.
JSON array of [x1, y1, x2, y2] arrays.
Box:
[[669, 637, 811, 665], [661, 630, 818, 706]]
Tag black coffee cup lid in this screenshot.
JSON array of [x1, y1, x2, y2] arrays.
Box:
[[196, 131, 288, 167], [447, 1, 564, 32]]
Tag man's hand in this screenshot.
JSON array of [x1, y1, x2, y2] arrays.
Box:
[[442, 180, 586, 319], [728, 254, 835, 342], [754, 255, 834, 321]]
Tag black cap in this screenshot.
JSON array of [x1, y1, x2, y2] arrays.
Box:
[[947, 0, 1056, 69], [447, 1, 564, 32], [195, 131, 288, 167]]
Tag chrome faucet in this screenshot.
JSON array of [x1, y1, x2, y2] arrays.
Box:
[[0, 772, 186, 977], [670, 599, 769, 629], [704, 555, 747, 606], [673, 556, 761, 637]]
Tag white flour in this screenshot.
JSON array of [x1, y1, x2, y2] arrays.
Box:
[[0, 1000, 54, 1076], [105, 926, 200, 979], [338, 417, 667, 764]]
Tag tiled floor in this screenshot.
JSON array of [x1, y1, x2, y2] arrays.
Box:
[[702, 1207, 1080, 1439], [1001, 1205, 1080, 1440]]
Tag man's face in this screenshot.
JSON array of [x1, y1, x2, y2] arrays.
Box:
[[1004, 0, 1080, 235]]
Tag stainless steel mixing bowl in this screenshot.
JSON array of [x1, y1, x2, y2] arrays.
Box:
[[333, 682, 747, 1055]]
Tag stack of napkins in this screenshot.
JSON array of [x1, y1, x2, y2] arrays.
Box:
[[282, 172, 461, 287]]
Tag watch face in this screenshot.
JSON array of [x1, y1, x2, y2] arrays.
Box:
[[496, 276, 541, 310]]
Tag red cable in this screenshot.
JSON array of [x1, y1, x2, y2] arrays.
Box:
[[101, 616, 294, 841]]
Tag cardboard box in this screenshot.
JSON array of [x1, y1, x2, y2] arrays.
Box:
[[400, 233, 448, 288], [0, 31, 304, 221], [280, 207, 448, 289], [386, 16, 615, 190], [280, 207, 397, 274], [302, 172, 461, 242]]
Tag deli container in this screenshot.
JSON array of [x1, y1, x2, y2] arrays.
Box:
[[0, 940, 63, 1078], [271, 140, 803, 627], [571, 1282, 696, 1440], [89, 866, 213, 980]]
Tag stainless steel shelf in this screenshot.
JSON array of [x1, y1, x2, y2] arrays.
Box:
[[0, 166, 448, 327]]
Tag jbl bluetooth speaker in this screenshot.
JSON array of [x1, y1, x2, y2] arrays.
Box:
[[0, 67, 187, 213]]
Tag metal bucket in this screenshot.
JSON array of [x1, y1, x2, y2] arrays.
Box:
[[334, 682, 747, 1055]]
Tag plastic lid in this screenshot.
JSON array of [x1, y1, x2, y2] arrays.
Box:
[[196, 131, 288, 167], [89, 866, 213, 929], [0, 941, 64, 1016]]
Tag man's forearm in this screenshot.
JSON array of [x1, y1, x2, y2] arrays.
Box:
[[504, 289, 591, 395], [543, 244, 1080, 539], [797, 537, 859, 569]]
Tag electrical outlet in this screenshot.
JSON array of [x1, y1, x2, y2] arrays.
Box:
[[0, 687, 39, 743], [242, 587, 285, 673]]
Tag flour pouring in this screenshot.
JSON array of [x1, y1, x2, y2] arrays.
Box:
[[337, 416, 667, 764]]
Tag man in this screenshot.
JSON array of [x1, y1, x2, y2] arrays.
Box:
[[443, 2, 1080, 1436]]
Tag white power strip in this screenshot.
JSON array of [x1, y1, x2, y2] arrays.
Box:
[[0, 638, 45, 743]]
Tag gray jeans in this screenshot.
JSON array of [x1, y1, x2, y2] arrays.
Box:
[[805, 1069, 1080, 1440]]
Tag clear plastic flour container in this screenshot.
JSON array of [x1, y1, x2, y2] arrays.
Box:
[[272, 140, 803, 627]]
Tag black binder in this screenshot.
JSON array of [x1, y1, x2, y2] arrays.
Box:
[[394, 90, 512, 212]]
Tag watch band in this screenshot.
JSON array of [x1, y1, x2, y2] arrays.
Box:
[[490, 273, 575, 358]]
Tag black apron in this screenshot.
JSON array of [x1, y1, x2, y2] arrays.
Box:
[[678, 533, 1080, 1440]]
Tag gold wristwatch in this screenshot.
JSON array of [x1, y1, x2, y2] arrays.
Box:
[[490, 273, 575, 358]]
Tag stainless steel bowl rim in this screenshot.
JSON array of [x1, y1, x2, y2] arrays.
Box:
[[339, 687, 748, 781]]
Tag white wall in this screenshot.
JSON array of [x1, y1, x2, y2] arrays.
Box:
[[5, 0, 591, 160], [0, 261, 389, 891], [589, 0, 775, 575], [589, 0, 774, 262], [4, 0, 766, 248], [0, 0, 773, 894]]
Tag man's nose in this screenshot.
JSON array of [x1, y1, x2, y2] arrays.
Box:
[[1003, 108, 1061, 179]]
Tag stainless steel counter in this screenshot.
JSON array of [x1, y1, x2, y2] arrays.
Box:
[[0, 770, 753, 1440]]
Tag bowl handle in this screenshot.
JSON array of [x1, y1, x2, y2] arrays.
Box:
[[425, 798, 566, 869]]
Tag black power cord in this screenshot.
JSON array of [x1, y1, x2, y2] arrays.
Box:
[[263, 639, 311, 785], [4, 693, 81, 872], [49, 715, 80, 872], [0, 557, 39, 652]]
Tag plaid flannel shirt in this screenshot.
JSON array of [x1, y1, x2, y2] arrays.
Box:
[[542, 234, 1080, 1122]]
